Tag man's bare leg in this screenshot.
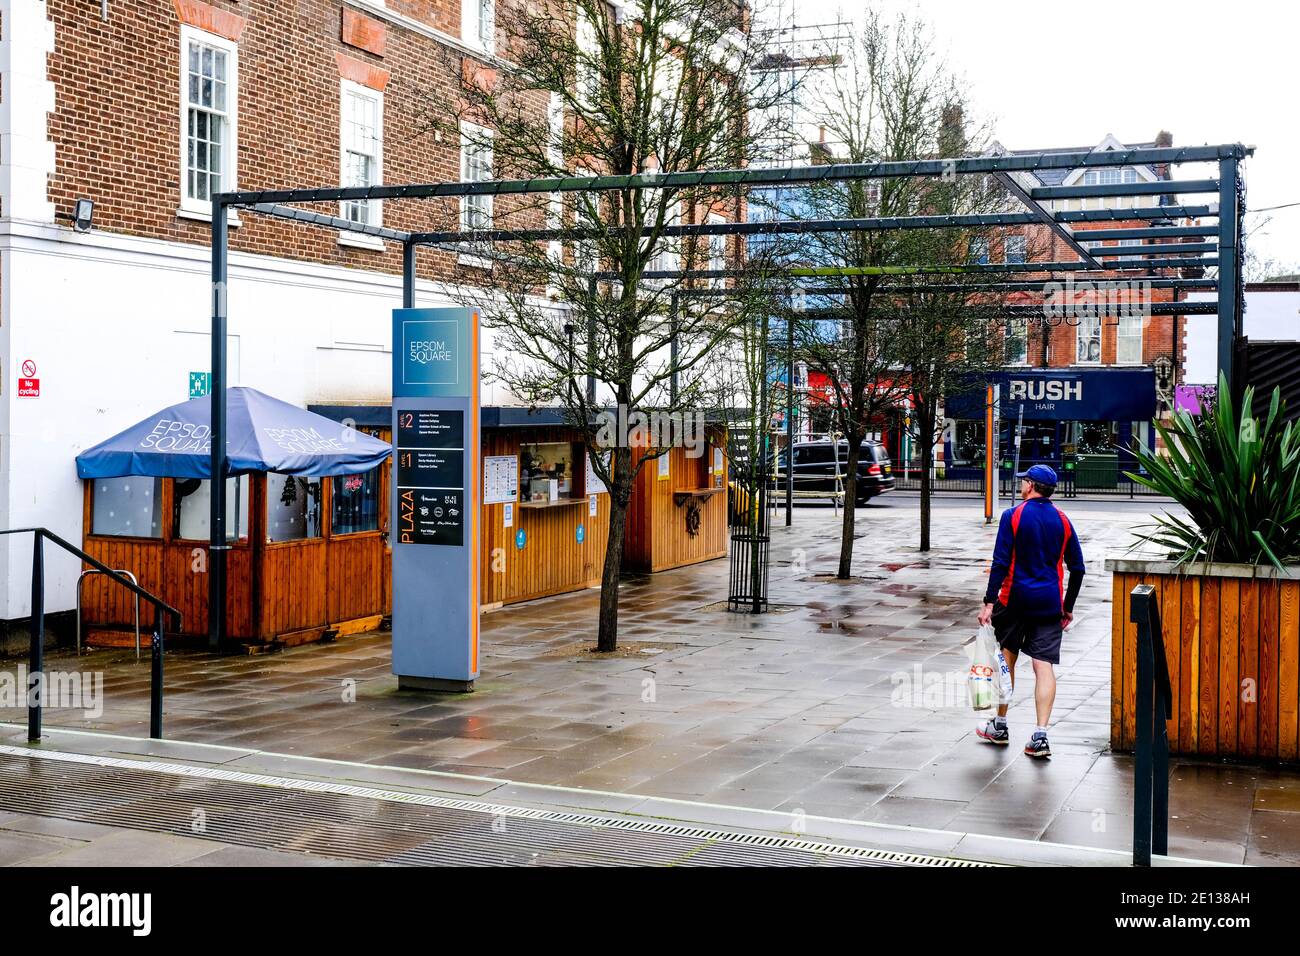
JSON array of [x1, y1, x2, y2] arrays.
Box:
[[1031, 656, 1056, 728]]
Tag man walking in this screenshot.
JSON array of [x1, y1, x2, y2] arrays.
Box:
[[975, 464, 1084, 758]]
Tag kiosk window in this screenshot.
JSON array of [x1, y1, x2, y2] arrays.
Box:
[[174, 477, 249, 541], [92, 477, 163, 538], [333, 468, 380, 534], [267, 474, 323, 542], [520, 442, 578, 501]]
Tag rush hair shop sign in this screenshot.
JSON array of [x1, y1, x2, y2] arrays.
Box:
[[947, 368, 1157, 421]]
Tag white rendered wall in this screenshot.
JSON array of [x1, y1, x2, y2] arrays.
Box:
[[0, 221, 526, 619]]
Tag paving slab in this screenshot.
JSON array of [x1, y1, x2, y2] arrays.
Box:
[[1, 496, 1296, 864]]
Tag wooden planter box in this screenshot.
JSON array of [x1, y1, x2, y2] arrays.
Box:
[[1107, 558, 1300, 763]]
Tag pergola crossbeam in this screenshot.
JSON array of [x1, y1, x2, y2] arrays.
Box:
[[1031, 179, 1218, 201], [606, 258, 1217, 282], [248, 203, 412, 243], [991, 167, 1102, 269], [217, 145, 1251, 208]]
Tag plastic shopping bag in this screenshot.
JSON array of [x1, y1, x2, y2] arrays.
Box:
[[995, 641, 1014, 707], [967, 625, 999, 712], [968, 625, 1013, 711]]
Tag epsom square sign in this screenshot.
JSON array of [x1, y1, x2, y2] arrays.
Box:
[[391, 308, 480, 691]]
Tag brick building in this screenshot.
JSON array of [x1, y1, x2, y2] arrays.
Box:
[[0, 0, 751, 637], [939, 132, 1198, 481]]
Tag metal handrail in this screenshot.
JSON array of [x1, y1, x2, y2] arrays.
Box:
[[0, 527, 181, 742], [1130, 584, 1173, 867], [76, 569, 141, 661]]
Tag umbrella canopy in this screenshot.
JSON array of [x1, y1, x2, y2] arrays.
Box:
[[76, 387, 392, 479]]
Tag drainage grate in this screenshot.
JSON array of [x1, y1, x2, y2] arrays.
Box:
[[0, 746, 991, 867]]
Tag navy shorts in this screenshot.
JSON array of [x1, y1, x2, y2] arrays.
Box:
[[992, 602, 1063, 665]]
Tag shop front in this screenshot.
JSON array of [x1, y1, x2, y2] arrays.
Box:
[[943, 368, 1159, 488]]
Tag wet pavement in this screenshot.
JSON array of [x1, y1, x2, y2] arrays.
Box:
[[6, 494, 1300, 865]]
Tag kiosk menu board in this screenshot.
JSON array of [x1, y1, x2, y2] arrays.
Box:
[[391, 308, 480, 691]]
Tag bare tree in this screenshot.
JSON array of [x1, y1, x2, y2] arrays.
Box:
[[417, 0, 796, 650], [780, 8, 1006, 577]]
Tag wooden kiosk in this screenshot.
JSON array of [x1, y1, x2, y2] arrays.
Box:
[[80, 399, 731, 646], [77, 391, 393, 648], [624, 429, 729, 573]]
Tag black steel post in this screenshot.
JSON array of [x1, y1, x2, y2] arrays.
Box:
[[752, 314, 769, 613], [1154, 694, 1170, 857], [1132, 585, 1154, 867], [785, 316, 793, 526], [402, 241, 416, 308], [1217, 157, 1240, 398], [28, 531, 44, 743], [564, 322, 576, 406], [150, 618, 164, 740], [669, 293, 679, 407], [586, 275, 598, 404], [209, 201, 229, 650]]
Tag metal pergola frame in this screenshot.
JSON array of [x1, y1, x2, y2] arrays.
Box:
[[204, 142, 1251, 646]]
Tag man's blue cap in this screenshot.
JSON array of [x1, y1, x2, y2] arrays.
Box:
[[1017, 464, 1058, 485]]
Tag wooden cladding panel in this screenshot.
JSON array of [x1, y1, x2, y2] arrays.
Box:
[[260, 541, 329, 637], [479, 428, 609, 607], [1112, 570, 1300, 763], [625, 436, 728, 573], [327, 534, 386, 624]]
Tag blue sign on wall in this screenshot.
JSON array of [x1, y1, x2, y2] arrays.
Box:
[[515, 528, 527, 550], [947, 368, 1157, 422], [575, 523, 585, 544]]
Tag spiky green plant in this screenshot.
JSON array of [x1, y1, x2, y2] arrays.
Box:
[[1127, 372, 1300, 568]]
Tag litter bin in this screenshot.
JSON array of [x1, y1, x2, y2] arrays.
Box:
[[1074, 452, 1118, 489]]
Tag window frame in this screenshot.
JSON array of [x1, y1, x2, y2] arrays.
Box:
[[575, 7, 599, 108], [1075, 314, 1103, 365], [89, 477, 165, 541], [329, 468, 384, 537], [706, 213, 727, 288], [1004, 315, 1029, 366], [178, 25, 239, 219], [170, 476, 252, 545], [459, 120, 495, 267], [1004, 234, 1027, 265], [463, 0, 495, 52], [337, 79, 385, 250], [1115, 311, 1144, 365]]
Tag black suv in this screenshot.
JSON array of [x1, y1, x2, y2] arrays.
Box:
[[769, 438, 896, 505]]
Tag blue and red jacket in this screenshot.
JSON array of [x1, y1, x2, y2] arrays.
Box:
[[983, 498, 1085, 618]]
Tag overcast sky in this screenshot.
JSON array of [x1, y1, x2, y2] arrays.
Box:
[[775, 0, 1299, 271]]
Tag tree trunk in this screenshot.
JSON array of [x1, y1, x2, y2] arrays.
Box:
[[596, 493, 629, 653], [596, 446, 633, 653], [836, 441, 862, 578]]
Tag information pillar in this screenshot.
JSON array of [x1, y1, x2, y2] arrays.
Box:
[[391, 308, 480, 691]]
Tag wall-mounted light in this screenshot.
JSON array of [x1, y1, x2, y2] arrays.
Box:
[[57, 198, 95, 233], [73, 198, 95, 232]]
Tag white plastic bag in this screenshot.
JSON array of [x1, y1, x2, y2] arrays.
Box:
[[994, 640, 1014, 706], [967, 625, 999, 712]]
